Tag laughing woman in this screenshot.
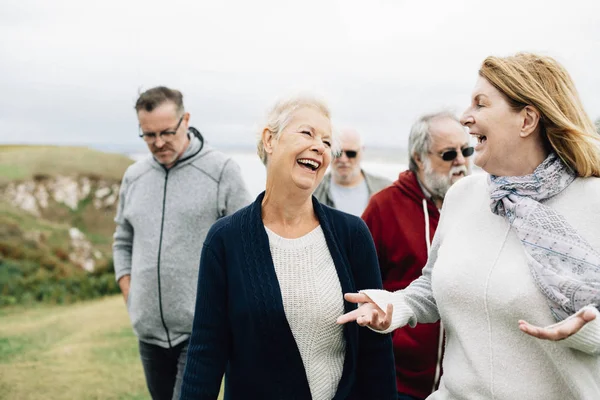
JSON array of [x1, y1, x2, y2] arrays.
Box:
[[179, 95, 396, 400], [339, 53, 600, 399]]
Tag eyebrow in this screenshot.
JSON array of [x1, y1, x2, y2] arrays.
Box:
[[439, 143, 470, 151], [297, 124, 315, 132]]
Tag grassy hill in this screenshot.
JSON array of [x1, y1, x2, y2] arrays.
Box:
[[0, 145, 134, 306], [0, 145, 133, 185], [0, 296, 225, 399]]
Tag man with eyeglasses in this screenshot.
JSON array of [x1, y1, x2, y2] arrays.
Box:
[[112, 86, 251, 400], [361, 111, 472, 400], [313, 128, 391, 216]]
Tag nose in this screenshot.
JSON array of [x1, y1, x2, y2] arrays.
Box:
[[460, 109, 474, 126], [154, 136, 165, 148], [311, 139, 326, 155], [453, 151, 466, 166]]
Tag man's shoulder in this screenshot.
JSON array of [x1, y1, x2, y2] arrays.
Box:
[[189, 145, 237, 181], [122, 156, 154, 184], [363, 170, 392, 192]]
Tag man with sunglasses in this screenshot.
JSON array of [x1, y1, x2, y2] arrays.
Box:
[[361, 111, 472, 400], [112, 86, 250, 400], [313, 128, 391, 216]]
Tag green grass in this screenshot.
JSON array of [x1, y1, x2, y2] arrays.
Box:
[[0, 145, 133, 186], [0, 295, 225, 400]]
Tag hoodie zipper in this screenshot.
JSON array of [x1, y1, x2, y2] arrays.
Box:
[[156, 170, 172, 347], [152, 131, 205, 348], [422, 198, 444, 393]]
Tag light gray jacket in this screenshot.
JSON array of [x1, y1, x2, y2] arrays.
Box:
[[113, 131, 251, 348], [313, 170, 391, 209]]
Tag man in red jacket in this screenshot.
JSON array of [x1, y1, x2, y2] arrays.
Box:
[[362, 111, 472, 400]]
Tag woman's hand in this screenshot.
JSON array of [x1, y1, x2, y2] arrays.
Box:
[[518, 307, 597, 340], [336, 293, 393, 331]]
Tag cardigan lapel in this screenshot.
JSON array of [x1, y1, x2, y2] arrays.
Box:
[[239, 192, 311, 399], [238, 193, 360, 400]]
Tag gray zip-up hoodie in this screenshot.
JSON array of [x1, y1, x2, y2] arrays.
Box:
[[113, 131, 251, 348]]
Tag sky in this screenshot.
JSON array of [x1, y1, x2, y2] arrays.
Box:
[[1, 0, 599, 152]]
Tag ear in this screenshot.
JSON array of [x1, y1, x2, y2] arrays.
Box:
[[413, 152, 425, 170], [520, 106, 541, 138], [181, 112, 190, 131], [262, 128, 276, 156]]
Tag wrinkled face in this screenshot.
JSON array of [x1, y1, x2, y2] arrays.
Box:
[[265, 107, 333, 192], [460, 77, 523, 175], [419, 117, 472, 198], [331, 132, 362, 184], [138, 102, 190, 168]]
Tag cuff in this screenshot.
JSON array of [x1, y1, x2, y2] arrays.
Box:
[[360, 289, 416, 334], [559, 305, 600, 355]]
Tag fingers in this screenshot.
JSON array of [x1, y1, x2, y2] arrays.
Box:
[[518, 314, 591, 341], [337, 307, 365, 325], [344, 292, 371, 304], [582, 308, 597, 322]]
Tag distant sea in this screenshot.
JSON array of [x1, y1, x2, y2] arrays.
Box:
[[130, 151, 407, 197]]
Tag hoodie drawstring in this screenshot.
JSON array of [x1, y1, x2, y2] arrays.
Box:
[[422, 199, 431, 254], [423, 198, 444, 393]]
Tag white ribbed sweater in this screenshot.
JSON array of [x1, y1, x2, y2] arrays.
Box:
[[364, 174, 600, 400], [265, 226, 345, 400]]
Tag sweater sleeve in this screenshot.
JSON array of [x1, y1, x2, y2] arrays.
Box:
[[112, 176, 133, 282], [218, 158, 252, 217], [351, 220, 398, 399], [556, 305, 600, 355], [361, 203, 447, 333], [179, 243, 230, 400]]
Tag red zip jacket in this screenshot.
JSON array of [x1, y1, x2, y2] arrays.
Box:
[[362, 170, 443, 399]]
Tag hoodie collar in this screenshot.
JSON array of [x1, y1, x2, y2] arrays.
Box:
[[151, 129, 204, 170]]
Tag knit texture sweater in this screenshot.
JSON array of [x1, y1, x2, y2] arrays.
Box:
[[179, 192, 397, 400], [266, 226, 345, 400], [364, 174, 600, 399]]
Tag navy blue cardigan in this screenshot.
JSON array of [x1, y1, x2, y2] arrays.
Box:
[[180, 193, 396, 400]]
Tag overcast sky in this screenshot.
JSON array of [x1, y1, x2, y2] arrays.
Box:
[[1, 0, 599, 151]]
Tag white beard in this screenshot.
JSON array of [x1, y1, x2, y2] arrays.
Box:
[[422, 157, 468, 198]]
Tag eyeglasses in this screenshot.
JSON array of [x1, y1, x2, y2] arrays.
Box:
[[139, 115, 184, 144], [339, 150, 358, 159], [434, 146, 475, 162]]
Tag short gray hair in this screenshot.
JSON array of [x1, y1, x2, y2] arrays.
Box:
[[408, 111, 461, 173], [256, 94, 339, 165]]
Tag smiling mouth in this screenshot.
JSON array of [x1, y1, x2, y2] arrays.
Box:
[[297, 158, 321, 172], [472, 134, 487, 144]]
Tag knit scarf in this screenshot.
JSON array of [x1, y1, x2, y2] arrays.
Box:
[[489, 153, 600, 321]]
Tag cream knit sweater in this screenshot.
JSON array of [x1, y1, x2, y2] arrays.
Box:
[[364, 174, 600, 400], [265, 226, 346, 400]]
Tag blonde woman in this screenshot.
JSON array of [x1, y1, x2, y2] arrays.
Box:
[[180, 95, 396, 399], [339, 53, 600, 399]]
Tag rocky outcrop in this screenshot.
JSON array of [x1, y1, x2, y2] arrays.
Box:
[[3, 175, 120, 217], [68, 227, 102, 272], [2, 175, 121, 273]]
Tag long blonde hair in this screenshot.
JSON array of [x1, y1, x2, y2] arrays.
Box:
[[479, 53, 600, 177]]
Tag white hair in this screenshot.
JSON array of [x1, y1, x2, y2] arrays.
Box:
[[256, 93, 339, 165], [408, 110, 462, 173]]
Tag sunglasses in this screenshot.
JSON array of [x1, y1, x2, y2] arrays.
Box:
[[339, 150, 358, 159], [434, 146, 475, 162]]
